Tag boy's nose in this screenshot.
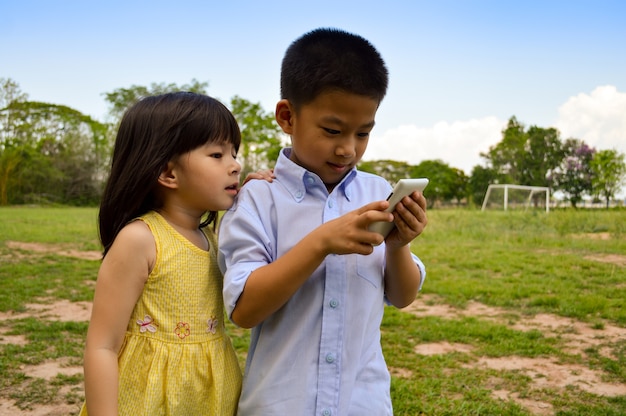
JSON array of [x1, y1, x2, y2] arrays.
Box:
[[336, 139, 356, 158]]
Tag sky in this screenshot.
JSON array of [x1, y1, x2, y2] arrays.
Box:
[[2, 0, 626, 197]]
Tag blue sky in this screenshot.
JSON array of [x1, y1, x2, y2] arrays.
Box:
[[2, 0, 625, 195]]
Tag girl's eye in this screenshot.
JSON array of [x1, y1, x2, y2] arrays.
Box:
[[210, 153, 223, 159]]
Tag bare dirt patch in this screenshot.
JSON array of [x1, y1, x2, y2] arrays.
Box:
[[414, 341, 474, 356], [402, 295, 626, 414], [474, 356, 626, 396], [5, 241, 101, 261], [571, 232, 612, 241], [584, 253, 626, 267], [21, 358, 83, 380], [0, 299, 92, 322], [0, 299, 91, 414], [0, 329, 27, 346], [0, 400, 79, 416]]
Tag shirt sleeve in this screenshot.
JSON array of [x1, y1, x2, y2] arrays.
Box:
[[413, 251, 426, 291], [218, 186, 275, 321]]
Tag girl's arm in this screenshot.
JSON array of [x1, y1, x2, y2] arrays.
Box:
[[83, 221, 154, 416]]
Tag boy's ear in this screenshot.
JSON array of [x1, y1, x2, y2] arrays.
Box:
[[275, 99, 294, 134], [157, 161, 178, 189]]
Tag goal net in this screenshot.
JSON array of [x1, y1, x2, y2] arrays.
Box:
[[481, 184, 550, 212]]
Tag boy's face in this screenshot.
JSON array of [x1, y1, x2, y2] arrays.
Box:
[[276, 90, 379, 192]]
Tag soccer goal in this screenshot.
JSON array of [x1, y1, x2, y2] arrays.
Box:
[[481, 184, 550, 213]]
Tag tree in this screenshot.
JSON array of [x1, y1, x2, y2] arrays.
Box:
[[519, 126, 563, 187], [550, 138, 595, 208], [481, 117, 564, 188], [481, 116, 525, 183], [0, 78, 28, 109], [229, 96, 284, 178], [357, 159, 412, 184], [590, 149, 626, 208], [0, 78, 29, 204], [410, 159, 468, 207], [104, 79, 209, 123], [468, 164, 505, 206], [0, 147, 22, 205], [0, 100, 110, 205]]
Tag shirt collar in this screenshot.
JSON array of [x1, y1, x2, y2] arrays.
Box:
[[274, 148, 357, 202]]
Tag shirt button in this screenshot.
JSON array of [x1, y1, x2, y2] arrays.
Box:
[[296, 190, 303, 198], [307, 177, 315, 184], [329, 299, 338, 308], [325, 353, 335, 363], [322, 410, 331, 416], [328, 200, 334, 208]]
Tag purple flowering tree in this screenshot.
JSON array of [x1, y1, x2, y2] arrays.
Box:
[[550, 139, 595, 208]]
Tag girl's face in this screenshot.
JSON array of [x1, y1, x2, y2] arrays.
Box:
[[279, 90, 379, 192], [170, 141, 241, 213]]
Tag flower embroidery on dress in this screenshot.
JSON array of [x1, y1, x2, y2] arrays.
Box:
[[136, 315, 158, 333], [174, 322, 191, 339], [207, 316, 218, 334]]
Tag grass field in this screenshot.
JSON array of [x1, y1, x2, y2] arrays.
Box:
[[0, 206, 625, 415]]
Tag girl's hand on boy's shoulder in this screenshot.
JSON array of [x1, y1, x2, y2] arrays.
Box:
[[242, 169, 275, 186], [385, 191, 428, 249]]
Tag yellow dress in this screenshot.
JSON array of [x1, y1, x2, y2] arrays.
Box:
[[80, 211, 242, 415]]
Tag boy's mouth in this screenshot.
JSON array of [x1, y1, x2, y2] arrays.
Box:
[[328, 162, 350, 173]]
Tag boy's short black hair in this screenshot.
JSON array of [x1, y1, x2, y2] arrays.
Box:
[[280, 27, 389, 110]]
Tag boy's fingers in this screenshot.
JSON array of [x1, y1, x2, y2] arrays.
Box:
[[357, 200, 389, 213]]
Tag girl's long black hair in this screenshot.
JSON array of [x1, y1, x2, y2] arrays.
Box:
[[98, 92, 241, 256]]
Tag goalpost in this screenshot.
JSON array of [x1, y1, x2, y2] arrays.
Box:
[[481, 184, 550, 213]]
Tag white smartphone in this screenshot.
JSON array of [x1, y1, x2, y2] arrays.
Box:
[[368, 178, 429, 239]]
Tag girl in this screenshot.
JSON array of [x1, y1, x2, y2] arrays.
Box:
[[81, 92, 243, 415]]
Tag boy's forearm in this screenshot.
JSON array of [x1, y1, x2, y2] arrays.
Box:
[[231, 231, 328, 328], [383, 244, 422, 308]]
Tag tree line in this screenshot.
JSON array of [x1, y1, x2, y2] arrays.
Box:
[[1, 77, 625, 208]]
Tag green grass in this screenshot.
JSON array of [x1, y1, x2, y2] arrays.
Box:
[[1, 206, 625, 414]]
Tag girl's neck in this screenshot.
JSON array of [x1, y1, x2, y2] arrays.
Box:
[[156, 207, 209, 251]]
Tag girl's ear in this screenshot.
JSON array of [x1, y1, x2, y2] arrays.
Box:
[[157, 161, 178, 189], [275, 99, 294, 134]]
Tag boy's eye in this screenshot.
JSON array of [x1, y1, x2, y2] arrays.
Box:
[[210, 153, 223, 159], [323, 127, 340, 135], [357, 132, 370, 138]]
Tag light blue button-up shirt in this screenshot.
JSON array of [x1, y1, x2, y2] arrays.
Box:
[[219, 148, 425, 416]]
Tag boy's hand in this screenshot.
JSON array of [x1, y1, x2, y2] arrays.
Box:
[[385, 191, 428, 249], [315, 201, 393, 255], [242, 169, 275, 185]]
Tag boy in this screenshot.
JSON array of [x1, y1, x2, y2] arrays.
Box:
[[218, 28, 427, 415]]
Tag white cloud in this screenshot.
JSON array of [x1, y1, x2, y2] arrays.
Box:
[[554, 85, 626, 155], [364, 116, 504, 174]]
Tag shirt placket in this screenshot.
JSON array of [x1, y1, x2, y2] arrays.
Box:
[[316, 193, 345, 416]]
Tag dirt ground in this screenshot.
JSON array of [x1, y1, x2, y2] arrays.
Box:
[[1, 241, 625, 415]]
